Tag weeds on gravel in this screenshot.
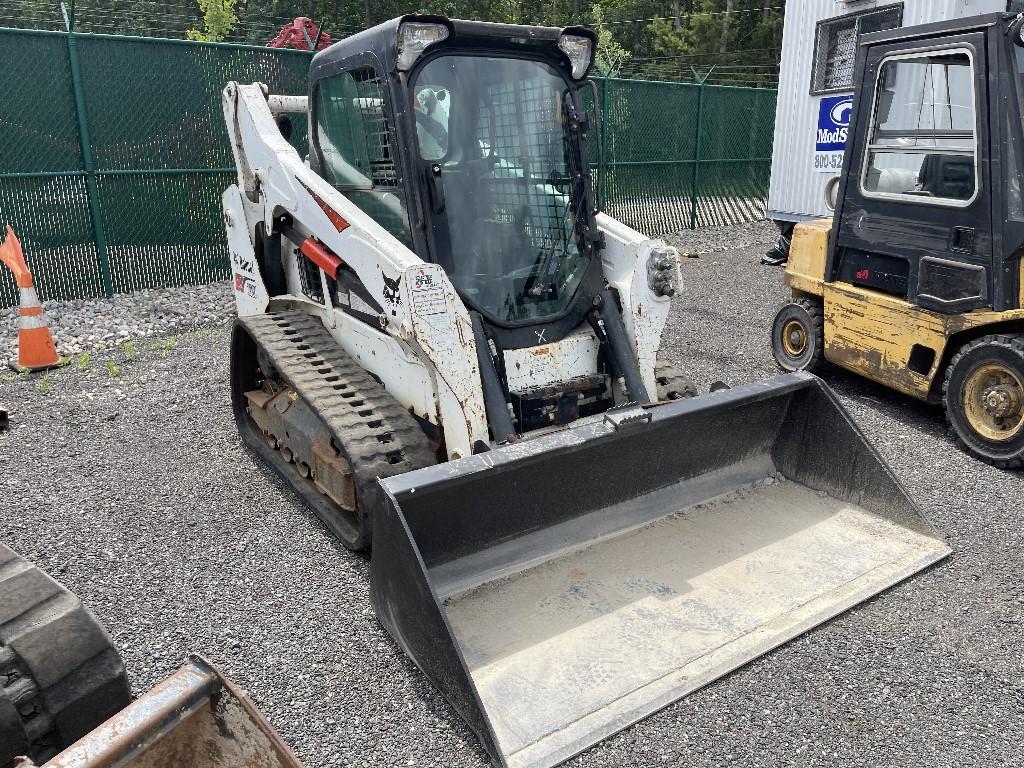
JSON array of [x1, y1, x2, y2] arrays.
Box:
[[159, 336, 178, 358], [105, 361, 120, 378], [36, 371, 51, 394], [121, 340, 137, 361], [77, 352, 91, 370]]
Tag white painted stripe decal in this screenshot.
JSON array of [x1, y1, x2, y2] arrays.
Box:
[[19, 315, 47, 330], [19, 286, 39, 307]]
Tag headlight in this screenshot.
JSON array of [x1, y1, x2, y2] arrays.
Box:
[[647, 247, 680, 298], [558, 34, 593, 80], [397, 22, 449, 71]]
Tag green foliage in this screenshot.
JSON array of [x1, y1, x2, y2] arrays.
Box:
[[18, 0, 782, 85], [105, 360, 120, 377], [591, 4, 630, 76], [159, 336, 178, 358], [187, 0, 238, 42]]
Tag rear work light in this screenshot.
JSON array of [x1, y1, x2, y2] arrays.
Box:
[[397, 22, 449, 71]]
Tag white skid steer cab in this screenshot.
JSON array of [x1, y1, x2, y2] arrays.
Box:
[[221, 16, 950, 768]]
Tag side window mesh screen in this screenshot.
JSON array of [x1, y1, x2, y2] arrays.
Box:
[[298, 252, 325, 304], [478, 77, 575, 258], [352, 68, 397, 189], [317, 66, 396, 189], [812, 5, 902, 94], [314, 65, 411, 246]]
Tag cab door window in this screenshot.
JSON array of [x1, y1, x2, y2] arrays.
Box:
[[315, 66, 411, 246], [861, 49, 978, 206]]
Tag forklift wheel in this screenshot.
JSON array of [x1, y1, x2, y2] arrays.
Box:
[[771, 298, 825, 373], [944, 334, 1024, 469]]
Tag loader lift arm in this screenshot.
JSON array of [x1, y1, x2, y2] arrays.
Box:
[[222, 81, 489, 457]]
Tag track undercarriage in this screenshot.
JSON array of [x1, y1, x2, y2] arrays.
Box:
[[230, 311, 436, 551]]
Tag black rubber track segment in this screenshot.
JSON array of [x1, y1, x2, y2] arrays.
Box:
[[0, 544, 130, 768], [233, 311, 437, 551], [654, 359, 698, 400]]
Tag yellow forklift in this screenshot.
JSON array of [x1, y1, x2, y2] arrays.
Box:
[[773, 11, 1024, 467]]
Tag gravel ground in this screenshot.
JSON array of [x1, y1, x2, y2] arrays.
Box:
[[2, 222, 1022, 768], [0, 281, 235, 361]]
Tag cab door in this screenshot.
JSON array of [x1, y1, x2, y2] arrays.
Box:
[[831, 33, 993, 315]]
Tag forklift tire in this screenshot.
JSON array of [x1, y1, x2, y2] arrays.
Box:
[[771, 298, 825, 373], [1, 545, 131, 768], [943, 334, 1024, 469], [654, 360, 698, 401]]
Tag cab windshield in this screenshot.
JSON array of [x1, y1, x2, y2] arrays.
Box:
[[412, 55, 592, 325]]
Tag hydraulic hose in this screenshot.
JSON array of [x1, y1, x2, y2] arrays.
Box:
[[470, 312, 518, 444], [597, 289, 651, 404]]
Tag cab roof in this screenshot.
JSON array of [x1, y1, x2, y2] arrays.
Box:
[[858, 11, 1008, 49], [310, 14, 596, 81]]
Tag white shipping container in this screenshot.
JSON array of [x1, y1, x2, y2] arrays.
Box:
[[767, 0, 1009, 226]]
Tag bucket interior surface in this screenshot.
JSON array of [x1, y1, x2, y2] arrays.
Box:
[[438, 477, 947, 768]]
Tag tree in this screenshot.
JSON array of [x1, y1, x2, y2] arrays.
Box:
[[719, 0, 734, 53], [188, 0, 238, 41], [590, 3, 630, 76], [12, 0, 785, 87]]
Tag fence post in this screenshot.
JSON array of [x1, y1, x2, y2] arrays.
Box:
[[688, 69, 712, 231], [62, 1, 114, 297], [600, 76, 609, 210]]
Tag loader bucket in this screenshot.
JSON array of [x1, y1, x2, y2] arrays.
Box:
[[32, 657, 302, 768], [371, 372, 950, 768]]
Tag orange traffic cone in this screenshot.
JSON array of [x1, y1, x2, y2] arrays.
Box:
[[0, 227, 63, 372]]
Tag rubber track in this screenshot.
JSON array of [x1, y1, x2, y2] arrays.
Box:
[[654, 359, 698, 400], [0, 545, 130, 768], [239, 312, 437, 510]]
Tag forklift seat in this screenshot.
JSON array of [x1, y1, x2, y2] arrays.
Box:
[[917, 154, 975, 201]]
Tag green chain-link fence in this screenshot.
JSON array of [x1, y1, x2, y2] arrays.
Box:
[[0, 26, 775, 304], [0, 27, 310, 306], [596, 76, 776, 235]]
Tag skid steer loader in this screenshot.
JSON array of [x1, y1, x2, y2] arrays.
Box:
[[222, 16, 950, 768], [772, 10, 1024, 468]]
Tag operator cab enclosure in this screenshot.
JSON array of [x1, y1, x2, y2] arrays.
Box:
[[830, 12, 1024, 314], [307, 16, 601, 349]]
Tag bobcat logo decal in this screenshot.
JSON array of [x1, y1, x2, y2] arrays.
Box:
[[382, 271, 401, 316]]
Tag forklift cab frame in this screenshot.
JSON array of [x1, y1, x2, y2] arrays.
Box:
[[830, 12, 1024, 315]]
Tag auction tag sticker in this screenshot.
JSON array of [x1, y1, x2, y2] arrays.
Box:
[[814, 94, 852, 173], [410, 265, 447, 316]]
